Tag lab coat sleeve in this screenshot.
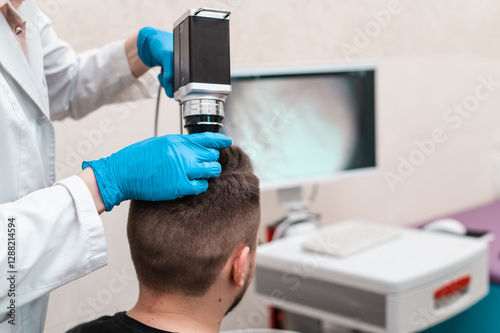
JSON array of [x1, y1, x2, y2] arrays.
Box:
[[38, 8, 158, 121], [0, 176, 107, 311]]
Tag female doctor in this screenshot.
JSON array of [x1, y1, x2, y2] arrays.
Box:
[[0, 1, 231, 332]]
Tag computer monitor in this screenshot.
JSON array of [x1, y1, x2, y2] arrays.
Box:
[[222, 64, 376, 192]]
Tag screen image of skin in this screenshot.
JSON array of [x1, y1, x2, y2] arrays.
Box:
[[223, 74, 368, 185]]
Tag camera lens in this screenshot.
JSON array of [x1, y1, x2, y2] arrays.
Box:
[[184, 115, 224, 134]]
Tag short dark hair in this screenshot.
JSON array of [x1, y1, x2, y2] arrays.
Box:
[[127, 145, 260, 297]]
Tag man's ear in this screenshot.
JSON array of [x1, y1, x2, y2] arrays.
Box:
[[231, 245, 250, 287]]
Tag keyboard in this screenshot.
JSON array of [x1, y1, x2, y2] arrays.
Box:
[[301, 220, 402, 258]]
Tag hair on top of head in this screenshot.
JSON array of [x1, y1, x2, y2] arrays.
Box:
[[127, 145, 260, 297], [217, 144, 254, 174]]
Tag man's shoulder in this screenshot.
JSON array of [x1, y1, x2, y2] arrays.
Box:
[[66, 312, 124, 333], [65, 311, 175, 333]]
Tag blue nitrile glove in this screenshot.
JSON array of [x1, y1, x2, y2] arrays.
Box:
[[137, 27, 174, 98], [82, 133, 232, 211]]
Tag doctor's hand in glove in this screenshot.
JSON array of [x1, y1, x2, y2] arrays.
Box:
[[125, 27, 174, 97], [137, 27, 174, 97], [79, 133, 232, 213]]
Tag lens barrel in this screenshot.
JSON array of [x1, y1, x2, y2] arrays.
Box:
[[184, 115, 224, 134]]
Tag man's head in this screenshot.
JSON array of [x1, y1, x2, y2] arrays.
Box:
[[127, 145, 260, 313]]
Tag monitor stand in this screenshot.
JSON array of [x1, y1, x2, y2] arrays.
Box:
[[271, 186, 320, 240]]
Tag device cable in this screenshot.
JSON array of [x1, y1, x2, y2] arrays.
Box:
[[154, 82, 162, 137]]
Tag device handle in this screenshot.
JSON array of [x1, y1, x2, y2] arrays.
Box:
[[194, 8, 231, 18]]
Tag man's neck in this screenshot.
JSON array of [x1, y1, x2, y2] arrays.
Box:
[[127, 287, 231, 333]]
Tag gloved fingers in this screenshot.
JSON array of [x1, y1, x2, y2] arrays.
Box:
[[158, 39, 174, 98], [189, 132, 232, 149], [165, 75, 173, 98], [135, 136, 158, 147], [186, 161, 222, 179], [157, 72, 173, 98], [161, 50, 174, 98], [158, 71, 174, 98], [194, 148, 220, 162], [137, 27, 158, 67], [180, 179, 209, 197]]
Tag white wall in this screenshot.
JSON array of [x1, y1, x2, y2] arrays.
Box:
[[38, 0, 500, 331]]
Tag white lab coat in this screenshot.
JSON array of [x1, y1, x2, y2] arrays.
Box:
[[0, 1, 155, 332]]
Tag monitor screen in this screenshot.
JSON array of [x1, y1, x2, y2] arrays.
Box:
[[222, 65, 376, 190]]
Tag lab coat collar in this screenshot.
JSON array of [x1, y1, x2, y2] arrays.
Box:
[[0, 4, 48, 118]]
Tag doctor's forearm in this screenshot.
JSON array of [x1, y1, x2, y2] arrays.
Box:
[[78, 168, 106, 215], [125, 33, 151, 78]]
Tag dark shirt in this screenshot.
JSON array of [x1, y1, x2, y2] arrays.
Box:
[[66, 312, 175, 333]]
